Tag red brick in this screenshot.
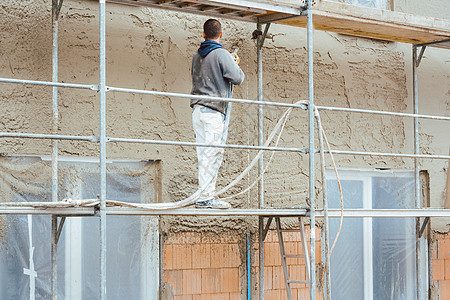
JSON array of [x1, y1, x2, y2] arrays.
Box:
[[264, 242, 281, 266], [192, 244, 211, 269], [304, 225, 320, 239], [440, 280, 450, 300], [194, 293, 229, 300], [201, 268, 221, 294], [265, 230, 277, 243], [210, 244, 240, 268], [264, 289, 282, 300], [220, 268, 240, 293], [298, 288, 309, 300], [164, 244, 174, 270], [280, 290, 289, 300], [315, 242, 322, 263], [445, 259, 450, 280], [439, 237, 450, 260], [433, 259, 445, 280], [229, 292, 240, 300], [285, 242, 299, 265], [283, 230, 301, 242], [173, 244, 193, 269], [183, 269, 202, 295], [291, 288, 299, 300], [218, 268, 240, 293], [165, 270, 183, 295], [264, 266, 273, 290], [289, 265, 307, 289], [272, 266, 286, 290], [174, 295, 193, 300]]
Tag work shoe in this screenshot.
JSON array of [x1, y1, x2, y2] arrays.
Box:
[[195, 198, 231, 209]]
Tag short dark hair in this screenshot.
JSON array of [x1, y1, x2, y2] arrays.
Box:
[[203, 19, 222, 40]]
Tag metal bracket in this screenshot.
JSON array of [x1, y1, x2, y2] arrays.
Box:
[[300, 0, 317, 11], [419, 216, 430, 238], [262, 217, 273, 241], [53, 0, 64, 20], [253, 23, 272, 48], [415, 38, 450, 48], [56, 217, 66, 244], [415, 46, 427, 68]]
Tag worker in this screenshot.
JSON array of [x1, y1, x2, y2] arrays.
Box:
[[191, 19, 245, 209]]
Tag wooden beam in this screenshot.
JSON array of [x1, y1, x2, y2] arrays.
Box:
[[103, 0, 450, 46], [157, 0, 178, 4], [274, 1, 450, 46], [217, 7, 242, 15], [179, 1, 201, 8]]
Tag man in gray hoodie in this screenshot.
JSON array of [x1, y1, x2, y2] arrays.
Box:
[[191, 19, 245, 209]]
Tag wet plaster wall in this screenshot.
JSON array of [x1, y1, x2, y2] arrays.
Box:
[[0, 0, 449, 234]]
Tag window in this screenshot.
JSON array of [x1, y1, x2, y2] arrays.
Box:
[[326, 169, 416, 300], [0, 156, 160, 299]]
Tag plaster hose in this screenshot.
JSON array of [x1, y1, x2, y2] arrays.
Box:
[[53, 99, 306, 209], [217, 100, 305, 200], [315, 108, 344, 300], [114, 99, 306, 208]]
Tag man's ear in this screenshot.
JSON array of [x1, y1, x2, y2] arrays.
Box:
[[219, 32, 223, 38], [203, 32, 206, 39]]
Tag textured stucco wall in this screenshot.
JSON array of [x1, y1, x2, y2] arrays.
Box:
[[0, 0, 449, 231]]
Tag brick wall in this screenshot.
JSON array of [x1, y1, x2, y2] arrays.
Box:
[[260, 227, 322, 300], [163, 232, 242, 299], [163, 229, 450, 299], [432, 233, 450, 299], [162, 226, 323, 300]]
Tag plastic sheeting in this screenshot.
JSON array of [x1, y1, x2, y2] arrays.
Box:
[[327, 170, 416, 300], [341, 0, 389, 9], [0, 156, 159, 299]]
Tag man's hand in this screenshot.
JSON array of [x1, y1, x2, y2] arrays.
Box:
[[231, 49, 240, 65]]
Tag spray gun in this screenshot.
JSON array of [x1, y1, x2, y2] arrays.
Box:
[[231, 48, 240, 65]]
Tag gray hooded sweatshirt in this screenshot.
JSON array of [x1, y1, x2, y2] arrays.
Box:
[[190, 48, 245, 114]]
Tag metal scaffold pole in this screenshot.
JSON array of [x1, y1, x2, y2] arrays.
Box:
[[51, 0, 62, 298], [307, 0, 316, 299], [257, 22, 265, 300], [99, 0, 107, 299], [413, 44, 428, 300]]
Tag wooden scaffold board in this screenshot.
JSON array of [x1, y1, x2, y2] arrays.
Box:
[[99, 0, 450, 48]]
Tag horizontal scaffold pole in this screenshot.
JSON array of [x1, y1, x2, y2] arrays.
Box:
[[0, 77, 97, 90]]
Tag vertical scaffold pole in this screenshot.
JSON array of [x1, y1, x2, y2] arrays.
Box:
[[51, 0, 59, 298], [99, 0, 107, 299], [413, 45, 426, 300], [307, 0, 316, 299], [257, 25, 264, 209], [257, 22, 265, 300]]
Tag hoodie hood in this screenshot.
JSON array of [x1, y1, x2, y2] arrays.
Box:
[[198, 40, 223, 57]]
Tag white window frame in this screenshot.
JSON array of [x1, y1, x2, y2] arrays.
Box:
[[326, 168, 416, 300]]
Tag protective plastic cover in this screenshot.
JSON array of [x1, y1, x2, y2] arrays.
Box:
[[327, 170, 416, 300], [0, 156, 159, 299]]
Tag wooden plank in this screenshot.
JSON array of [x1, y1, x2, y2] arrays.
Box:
[[158, 0, 178, 4], [273, 1, 450, 46], [106, 0, 262, 22], [103, 0, 450, 46]]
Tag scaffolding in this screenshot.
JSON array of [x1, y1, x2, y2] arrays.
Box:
[[0, 0, 449, 299]]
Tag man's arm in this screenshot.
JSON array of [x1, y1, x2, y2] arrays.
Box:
[[219, 50, 245, 85]]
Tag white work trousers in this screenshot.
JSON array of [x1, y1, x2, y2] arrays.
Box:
[[192, 105, 226, 200]]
